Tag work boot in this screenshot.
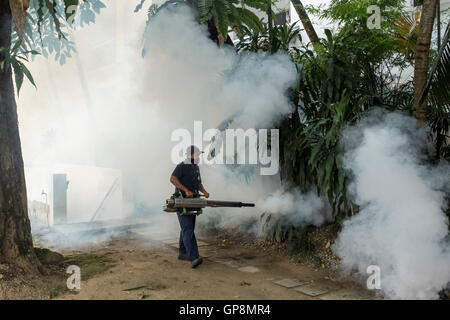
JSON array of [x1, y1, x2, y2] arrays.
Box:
[[191, 257, 203, 269], [178, 253, 190, 261]]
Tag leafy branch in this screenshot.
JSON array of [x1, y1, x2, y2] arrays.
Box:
[[0, 41, 38, 96]]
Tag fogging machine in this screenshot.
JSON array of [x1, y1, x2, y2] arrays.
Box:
[[163, 195, 255, 215]]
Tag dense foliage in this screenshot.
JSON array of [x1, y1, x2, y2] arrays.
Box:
[[233, 0, 449, 243], [422, 22, 450, 159], [136, 0, 268, 48]]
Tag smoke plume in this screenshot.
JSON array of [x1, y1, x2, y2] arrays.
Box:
[[20, 3, 299, 244], [334, 109, 450, 299], [257, 189, 331, 229]]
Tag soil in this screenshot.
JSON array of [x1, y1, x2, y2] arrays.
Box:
[[0, 261, 65, 299], [1, 227, 377, 300], [63, 233, 371, 300], [0, 224, 377, 300]]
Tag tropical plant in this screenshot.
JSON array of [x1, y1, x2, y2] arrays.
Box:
[[0, 40, 37, 95], [391, 11, 420, 64], [12, 0, 105, 64], [260, 214, 307, 253], [235, 26, 366, 220], [319, 1, 407, 109], [197, 0, 266, 44], [236, 21, 300, 53], [234, 3, 414, 222], [421, 21, 450, 159], [284, 31, 366, 219], [136, 0, 266, 47]]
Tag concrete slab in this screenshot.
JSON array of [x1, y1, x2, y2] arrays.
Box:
[[274, 278, 309, 288], [220, 260, 243, 268], [207, 258, 245, 268], [295, 284, 330, 297], [237, 266, 260, 273], [319, 290, 374, 300]]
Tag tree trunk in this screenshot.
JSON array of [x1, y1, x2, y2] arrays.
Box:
[[0, 3, 41, 273], [187, 0, 233, 47], [413, 0, 437, 122], [267, 0, 273, 44], [436, 0, 441, 51], [291, 0, 319, 44]]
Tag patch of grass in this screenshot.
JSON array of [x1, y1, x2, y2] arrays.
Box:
[[49, 283, 79, 299], [64, 253, 115, 280], [49, 283, 66, 299], [138, 291, 150, 299]]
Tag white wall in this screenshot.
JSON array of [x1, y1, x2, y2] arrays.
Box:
[[26, 165, 124, 225]]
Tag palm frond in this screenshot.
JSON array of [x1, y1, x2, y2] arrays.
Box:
[[421, 22, 450, 158], [198, 0, 215, 23], [422, 22, 450, 108], [240, 0, 268, 12], [215, 0, 231, 41], [391, 11, 420, 63], [234, 7, 264, 33]]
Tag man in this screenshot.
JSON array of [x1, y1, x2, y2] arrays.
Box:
[[170, 145, 210, 268]]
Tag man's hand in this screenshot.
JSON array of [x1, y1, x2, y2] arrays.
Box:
[[170, 176, 193, 198], [185, 190, 194, 198], [199, 183, 209, 198]]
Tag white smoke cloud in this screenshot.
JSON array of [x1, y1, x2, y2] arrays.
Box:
[[19, 3, 298, 243], [334, 109, 450, 300], [140, 4, 298, 130], [257, 189, 332, 229]]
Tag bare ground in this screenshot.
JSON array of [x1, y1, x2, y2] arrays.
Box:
[[0, 227, 377, 300], [0, 261, 65, 299], [56, 231, 374, 300]]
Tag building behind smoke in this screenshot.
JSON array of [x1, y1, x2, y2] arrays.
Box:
[[255, 0, 291, 25], [26, 165, 123, 227], [21, 2, 138, 228]]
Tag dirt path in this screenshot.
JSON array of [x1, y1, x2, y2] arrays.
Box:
[[55, 230, 376, 300]]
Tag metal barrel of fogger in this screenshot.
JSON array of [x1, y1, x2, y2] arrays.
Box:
[[167, 198, 255, 208], [204, 200, 255, 208]]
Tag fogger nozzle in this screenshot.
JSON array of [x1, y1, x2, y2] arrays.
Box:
[[163, 197, 255, 213]]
